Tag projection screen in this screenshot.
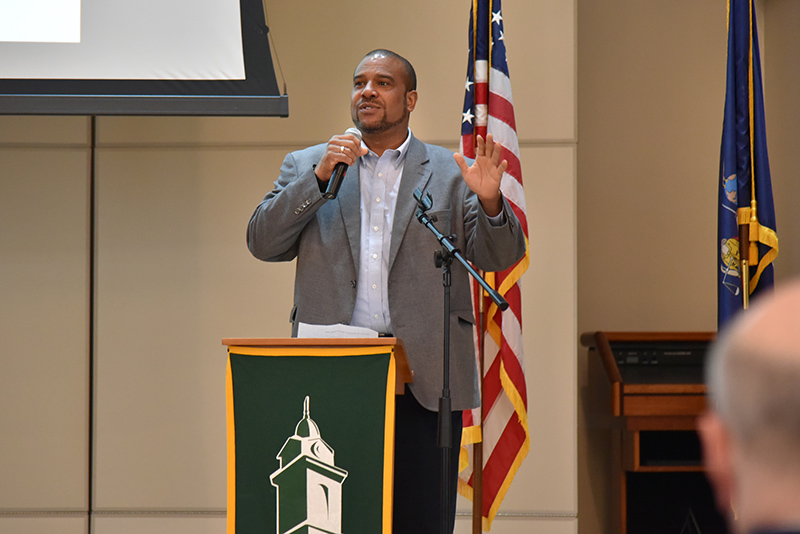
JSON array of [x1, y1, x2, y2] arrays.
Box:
[[0, 0, 288, 116]]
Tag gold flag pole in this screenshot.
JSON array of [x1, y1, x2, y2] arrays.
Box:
[[739, 0, 756, 310], [738, 217, 750, 309], [473, 275, 485, 534]]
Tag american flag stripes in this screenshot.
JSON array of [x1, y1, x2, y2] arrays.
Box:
[[457, 0, 530, 530]]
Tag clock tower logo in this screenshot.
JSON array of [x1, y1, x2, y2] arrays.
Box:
[[270, 397, 349, 534]]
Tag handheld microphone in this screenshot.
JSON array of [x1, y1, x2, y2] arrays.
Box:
[[323, 127, 362, 200]]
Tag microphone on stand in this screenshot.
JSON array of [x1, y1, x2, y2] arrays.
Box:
[[323, 127, 362, 200]]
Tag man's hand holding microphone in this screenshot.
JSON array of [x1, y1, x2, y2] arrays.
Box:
[[317, 127, 368, 200]]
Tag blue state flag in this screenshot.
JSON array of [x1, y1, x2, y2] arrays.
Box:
[[718, 0, 779, 328]]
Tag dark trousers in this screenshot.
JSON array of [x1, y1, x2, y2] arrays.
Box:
[[392, 391, 463, 534]]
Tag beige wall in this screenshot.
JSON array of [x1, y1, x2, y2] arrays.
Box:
[[577, 1, 800, 533], [13, 0, 799, 532], [0, 118, 91, 534], [0, 0, 577, 533], [763, 0, 800, 283], [577, 0, 725, 526]]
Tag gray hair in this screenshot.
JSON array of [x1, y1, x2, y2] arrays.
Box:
[[706, 298, 800, 463]]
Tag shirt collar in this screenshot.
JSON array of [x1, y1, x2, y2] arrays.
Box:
[[360, 128, 412, 171]]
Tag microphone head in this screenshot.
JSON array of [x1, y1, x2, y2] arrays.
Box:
[[345, 127, 362, 141]]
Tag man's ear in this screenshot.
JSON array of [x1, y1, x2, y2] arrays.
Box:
[[698, 411, 735, 515], [406, 90, 418, 112]]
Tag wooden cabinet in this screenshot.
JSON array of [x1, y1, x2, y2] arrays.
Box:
[[582, 332, 728, 534]]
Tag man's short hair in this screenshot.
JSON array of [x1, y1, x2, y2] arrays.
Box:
[[361, 49, 417, 92]]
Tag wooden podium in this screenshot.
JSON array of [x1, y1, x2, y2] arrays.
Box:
[[581, 332, 728, 534], [223, 338, 413, 534]]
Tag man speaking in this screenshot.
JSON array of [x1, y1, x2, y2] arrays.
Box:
[[247, 49, 526, 533]]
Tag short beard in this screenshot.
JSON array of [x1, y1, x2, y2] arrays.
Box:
[[352, 109, 409, 134]]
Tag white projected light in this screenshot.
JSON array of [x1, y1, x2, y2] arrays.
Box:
[[0, 0, 244, 80], [0, 0, 81, 43], [0, 0, 287, 116]]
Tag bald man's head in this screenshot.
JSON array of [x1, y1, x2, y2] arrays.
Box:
[[701, 280, 800, 532], [707, 280, 800, 464]]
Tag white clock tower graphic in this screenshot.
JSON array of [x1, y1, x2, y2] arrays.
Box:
[[270, 397, 349, 534]]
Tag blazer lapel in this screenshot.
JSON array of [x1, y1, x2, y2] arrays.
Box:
[[338, 161, 362, 270], [390, 136, 432, 271]]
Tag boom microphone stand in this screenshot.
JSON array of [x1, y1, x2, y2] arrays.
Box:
[[413, 188, 508, 534]]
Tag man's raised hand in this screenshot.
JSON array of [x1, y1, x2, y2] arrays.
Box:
[[453, 133, 507, 216]]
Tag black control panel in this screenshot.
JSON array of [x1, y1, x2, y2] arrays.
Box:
[[609, 340, 710, 384], [611, 340, 709, 366]]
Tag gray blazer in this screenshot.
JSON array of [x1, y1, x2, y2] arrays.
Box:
[[248, 134, 527, 411]]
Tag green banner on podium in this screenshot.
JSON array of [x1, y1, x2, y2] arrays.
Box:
[[225, 340, 409, 534]]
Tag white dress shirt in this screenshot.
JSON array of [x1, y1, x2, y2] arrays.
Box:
[[349, 130, 504, 334], [350, 131, 412, 333]]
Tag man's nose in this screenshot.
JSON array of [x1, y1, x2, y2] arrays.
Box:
[[360, 81, 378, 96]]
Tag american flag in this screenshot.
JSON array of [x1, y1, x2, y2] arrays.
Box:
[[457, 0, 530, 530]]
